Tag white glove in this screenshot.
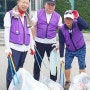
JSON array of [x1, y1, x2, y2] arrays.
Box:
[[60, 57, 65, 64], [5, 48, 12, 57]]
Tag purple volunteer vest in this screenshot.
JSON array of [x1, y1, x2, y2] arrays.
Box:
[[37, 9, 60, 39], [61, 20, 85, 51], [9, 10, 30, 45]]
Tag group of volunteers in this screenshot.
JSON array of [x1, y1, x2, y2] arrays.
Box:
[[4, 0, 89, 89]]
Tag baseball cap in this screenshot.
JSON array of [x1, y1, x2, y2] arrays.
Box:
[[46, 0, 56, 5], [64, 10, 74, 19]]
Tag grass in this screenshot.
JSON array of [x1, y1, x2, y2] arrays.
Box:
[[82, 29, 90, 33]]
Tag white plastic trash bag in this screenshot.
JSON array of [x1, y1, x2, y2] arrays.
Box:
[[69, 72, 90, 90], [41, 76, 64, 90], [49, 48, 60, 76], [8, 68, 48, 90]]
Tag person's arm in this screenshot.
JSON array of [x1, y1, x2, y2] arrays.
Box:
[[72, 10, 89, 30], [4, 12, 12, 56], [29, 28, 35, 55], [77, 16, 89, 30], [58, 29, 65, 57], [31, 11, 38, 40], [57, 16, 63, 29], [31, 22, 37, 40]]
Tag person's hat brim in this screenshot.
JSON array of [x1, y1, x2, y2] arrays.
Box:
[[64, 14, 74, 19], [46, 0, 56, 5]]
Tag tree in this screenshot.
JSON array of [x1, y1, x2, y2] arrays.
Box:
[[56, 0, 90, 27], [75, 0, 90, 26], [55, 0, 71, 21]]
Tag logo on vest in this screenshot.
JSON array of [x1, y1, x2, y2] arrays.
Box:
[[16, 30, 19, 34]]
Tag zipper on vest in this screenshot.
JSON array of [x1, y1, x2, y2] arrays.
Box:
[[71, 39, 77, 50], [70, 33, 77, 50], [20, 19, 25, 44], [45, 12, 53, 38], [69, 29, 77, 50], [46, 24, 49, 38], [23, 27, 25, 44]]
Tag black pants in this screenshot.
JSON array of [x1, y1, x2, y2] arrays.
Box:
[[33, 42, 57, 81]]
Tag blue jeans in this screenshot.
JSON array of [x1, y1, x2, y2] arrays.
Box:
[[65, 44, 86, 70]]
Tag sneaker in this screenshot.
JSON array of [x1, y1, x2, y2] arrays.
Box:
[[64, 81, 71, 90]]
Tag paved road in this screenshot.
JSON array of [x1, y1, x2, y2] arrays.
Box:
[[0, 39, 90, 90]]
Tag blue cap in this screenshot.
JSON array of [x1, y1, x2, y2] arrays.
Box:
[[46, 0, 56, 5]]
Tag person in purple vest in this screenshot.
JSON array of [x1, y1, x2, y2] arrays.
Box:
[[31, 0, 63, 81], [58, 10, 89, 89], [4, 0, 35, 89]]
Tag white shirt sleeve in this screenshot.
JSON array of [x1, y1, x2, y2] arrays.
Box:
[[4, 12, 11, 49], [31, 11, 38, 23], [29, 28, 34, 49], [4, 12, 11, 27], [58, 16, 63, 26]]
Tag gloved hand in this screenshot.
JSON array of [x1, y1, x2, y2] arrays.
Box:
[[52, 41, 59, 51], [5, 48, 12, 57], [72, 10, 79, 19], [60, 57, 65, 64], [30, 48, 35, 55], [30, 39, 36, 55]]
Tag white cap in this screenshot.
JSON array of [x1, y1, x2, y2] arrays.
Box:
[[64, 10, 74, 19]]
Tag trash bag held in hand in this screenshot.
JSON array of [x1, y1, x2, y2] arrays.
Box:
[[49, 48, 60, 76], [8, 68, 48, 90]]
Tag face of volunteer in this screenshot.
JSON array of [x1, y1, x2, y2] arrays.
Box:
[[44, 2, 56, 14], [64, 10, 74, 29], [17, 0, 30, 12]]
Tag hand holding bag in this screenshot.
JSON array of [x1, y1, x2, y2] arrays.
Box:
[[8, 68, 48, 90]]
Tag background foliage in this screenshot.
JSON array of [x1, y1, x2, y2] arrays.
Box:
[[55, 0, 90, 30]]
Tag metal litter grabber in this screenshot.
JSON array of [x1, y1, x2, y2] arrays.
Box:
[[59, 61, 65, 88], [34, 47, 48, 82], [8, 55, 20, 86], [35, 47, 47, 69]]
